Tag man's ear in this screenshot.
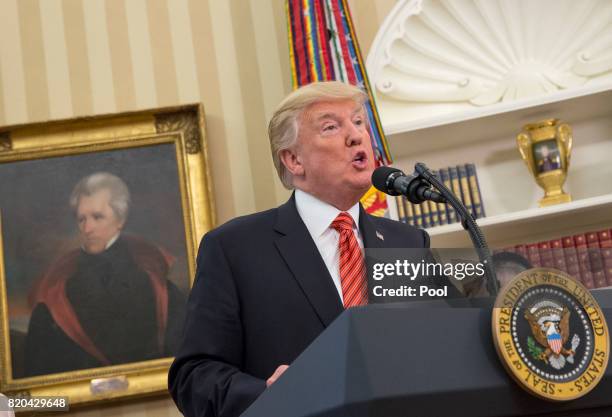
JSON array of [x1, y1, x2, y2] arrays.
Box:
[[279, 148, 304, 176]]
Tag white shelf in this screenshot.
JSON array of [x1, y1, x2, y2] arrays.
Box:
[[428, 194, 612, 248], [370, 0, 612, 248], [386, 83, 612, 157]]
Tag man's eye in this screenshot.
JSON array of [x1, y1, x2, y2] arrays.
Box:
[[323, 124, 337, 132], [94, 214, 104, 220], [354, 119, 363, 126]]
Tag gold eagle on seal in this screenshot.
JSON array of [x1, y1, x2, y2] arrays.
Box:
[[525, 300, 580, 370]]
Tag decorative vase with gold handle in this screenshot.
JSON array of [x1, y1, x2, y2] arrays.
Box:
[[516, 119, 572, 207]]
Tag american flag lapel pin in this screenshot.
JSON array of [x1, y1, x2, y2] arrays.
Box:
[[376, 231, 384, 241]]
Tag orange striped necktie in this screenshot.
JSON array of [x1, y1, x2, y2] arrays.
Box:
[[330, 212, 368, 308]]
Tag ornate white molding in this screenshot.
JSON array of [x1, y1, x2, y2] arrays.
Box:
[[367, 0, 612, 125]]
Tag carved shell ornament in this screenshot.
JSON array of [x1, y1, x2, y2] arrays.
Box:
[[368, 0, 612, 107]]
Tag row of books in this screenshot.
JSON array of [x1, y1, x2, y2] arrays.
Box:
[[499, 228, 612, 289], [395, 163, 486, 229]]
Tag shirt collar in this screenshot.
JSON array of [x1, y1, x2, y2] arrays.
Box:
[[105, 232, 120, 249], [81, 232, 121, 253], [295, 189, 360, 238]]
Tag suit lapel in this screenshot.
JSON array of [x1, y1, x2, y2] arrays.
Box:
[[274, 195, 343, 327], [359, 207, 388, 294]]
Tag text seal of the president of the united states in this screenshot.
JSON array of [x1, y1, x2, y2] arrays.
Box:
[[492, 268, 609, 401]]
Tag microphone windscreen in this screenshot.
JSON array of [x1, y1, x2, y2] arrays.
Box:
[[371, 166, 403, 193]]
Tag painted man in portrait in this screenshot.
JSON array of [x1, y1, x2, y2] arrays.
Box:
[[24, 172, 186, 377]]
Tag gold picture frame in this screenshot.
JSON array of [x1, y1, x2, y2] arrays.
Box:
[[0, 104, 214, 406]]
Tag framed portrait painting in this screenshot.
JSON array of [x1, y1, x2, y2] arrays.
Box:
[[0, 105, 214, 406]]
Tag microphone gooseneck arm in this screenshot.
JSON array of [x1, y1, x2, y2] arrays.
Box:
[[413, 163, 499, 296]]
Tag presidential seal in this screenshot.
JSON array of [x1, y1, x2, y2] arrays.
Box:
[[492, 268, 609, 401]]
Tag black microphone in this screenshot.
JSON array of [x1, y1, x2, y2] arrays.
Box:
[[372, 166, 446, 204]]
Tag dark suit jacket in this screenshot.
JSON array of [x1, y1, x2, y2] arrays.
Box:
[[168, 195, 444, 417], [25, 236, 186, 378]]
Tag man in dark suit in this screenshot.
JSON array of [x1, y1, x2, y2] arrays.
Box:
[[25, 172, 185, 377], [169, 82, 448, 417]]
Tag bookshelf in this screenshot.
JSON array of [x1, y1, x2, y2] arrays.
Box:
[[382, 95, 612, 248], [427, 194, 612, 248], [367, 0, 612, 250], [385, 84, 612, 158]]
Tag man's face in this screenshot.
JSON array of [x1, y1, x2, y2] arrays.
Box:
[[290, 99, 375, 205], [76, 189, 124, 254]]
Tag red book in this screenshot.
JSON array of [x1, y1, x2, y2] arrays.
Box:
[[575, 234, 595, 289], [526, 243, 541, 267], [598, 230, 612, 248], [538, 241, 555, 268], [600, 230, 612, 285], [586, 231, 606, 288], [574, 234, 587, 247], [562, 236, 581, 284], [586, 231, 599, 249], [550, 239, 567, 274]]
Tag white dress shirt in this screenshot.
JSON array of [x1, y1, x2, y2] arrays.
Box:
[[80, 232, 120, 252], [295, 189, 364, 303]]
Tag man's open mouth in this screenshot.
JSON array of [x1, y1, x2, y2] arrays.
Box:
[[352, 151, 368, 168], [353, 152, 366, 163]]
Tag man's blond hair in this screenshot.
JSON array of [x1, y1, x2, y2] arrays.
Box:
[[268, 81, 368, 189]]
